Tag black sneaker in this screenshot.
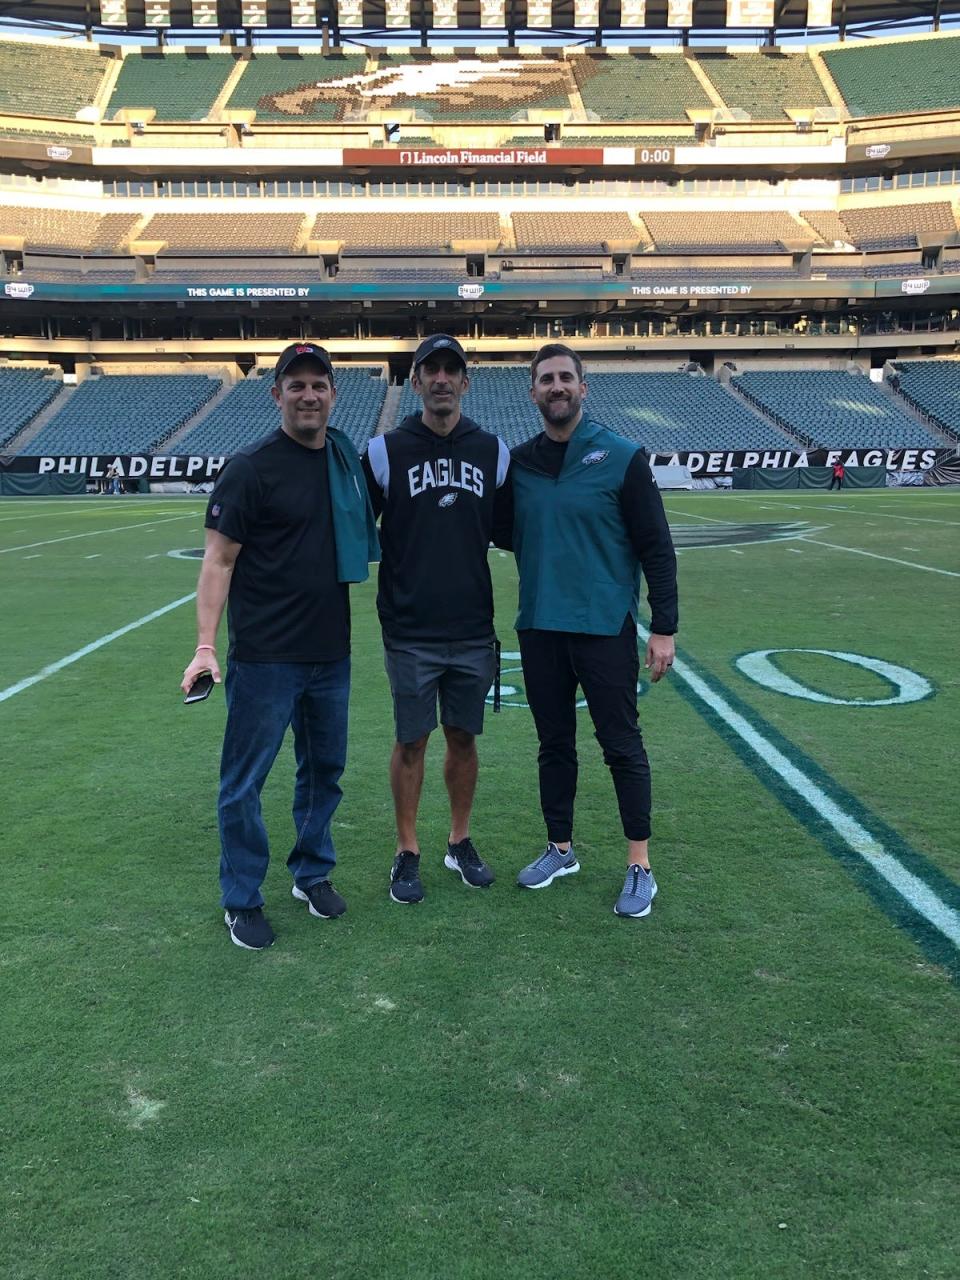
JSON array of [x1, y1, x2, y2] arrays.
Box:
[[390, 850, 424, 904], [223, 907, 275, 950], [292, 879, 346, 919], [444, 837, 494, 888]]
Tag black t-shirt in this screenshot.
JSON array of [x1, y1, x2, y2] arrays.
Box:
[[529, 434, 568, 478], [205, 429, 349, 663]]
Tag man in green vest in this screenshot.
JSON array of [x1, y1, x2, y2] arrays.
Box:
[[501, 343, 678, 918]]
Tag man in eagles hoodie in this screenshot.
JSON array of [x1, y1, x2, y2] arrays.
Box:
[[362, 335, 510, 905]]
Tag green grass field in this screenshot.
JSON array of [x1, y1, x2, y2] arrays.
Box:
[[2, 488, 958, 1279]]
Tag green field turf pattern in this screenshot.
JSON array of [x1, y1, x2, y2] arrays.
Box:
[[1, 490, 957, 1279]]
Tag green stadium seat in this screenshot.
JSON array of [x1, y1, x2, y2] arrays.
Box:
[[823, 35, 960, 116], [735, 370, 941, 448], [0, 366, 63, 449], [108, 51, 234, 122], [391, 367, 791, 452], [171, 368, 387, 456], [695, 51, 831, 121], [226, 52, 367, 121], [571, 53, 712, 122], [890, 360, 960, 440], [0, 40, 110, 120], [25, 374, 222, 455]]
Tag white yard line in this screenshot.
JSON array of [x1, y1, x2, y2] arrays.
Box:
[[800, 539, 960, 578], [0, 513, 196, 555], [0, 507, 188, 525], [814, 506, 960, 526], [664, 508, 738, 524], [0, 592, 197, 704], [638, 626, 960, 950], [723, 495, 960, 526]]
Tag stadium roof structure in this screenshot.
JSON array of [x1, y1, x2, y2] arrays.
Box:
[[2, 0, 959, 38]]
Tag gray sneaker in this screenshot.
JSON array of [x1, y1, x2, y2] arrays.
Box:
[[517, 842, 580, 889], [614, 865, 658, 918]]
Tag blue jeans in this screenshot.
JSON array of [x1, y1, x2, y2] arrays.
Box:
[[219, 658, 350, 910]]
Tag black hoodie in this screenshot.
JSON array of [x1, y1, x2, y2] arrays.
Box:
[[362, 413, 510, 643]]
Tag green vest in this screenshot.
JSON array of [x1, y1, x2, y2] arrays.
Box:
[[512, 417, 643, 635]]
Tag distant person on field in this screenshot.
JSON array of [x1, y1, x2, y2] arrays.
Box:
[[180, 343, 379, 951], [106, 463, 122, 496], [494, 343, 678, 919], [829, 462, 845, 490], [362, 335, 510, 905]]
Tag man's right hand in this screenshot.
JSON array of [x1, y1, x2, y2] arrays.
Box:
[[181, 649, 222, 694]]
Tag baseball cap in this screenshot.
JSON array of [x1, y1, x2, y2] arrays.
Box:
[[412, 334, 467, 372], [274, 342, 335, 382]]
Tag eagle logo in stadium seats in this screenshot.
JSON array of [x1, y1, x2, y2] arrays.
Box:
[[438, 493, 459, 508], [265, 60, 574, 119], [582, 450, 609, 466]]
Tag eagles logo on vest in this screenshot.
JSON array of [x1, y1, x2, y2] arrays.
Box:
[[582, 450, 609, 466], [438, 493, 459, 508]]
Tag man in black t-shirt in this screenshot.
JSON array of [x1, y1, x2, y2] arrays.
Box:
[[180, 344, 378, 951], [362, 335, 510, 905]]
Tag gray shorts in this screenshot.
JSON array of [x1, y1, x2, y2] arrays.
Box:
[[384, 638, 497, 743]]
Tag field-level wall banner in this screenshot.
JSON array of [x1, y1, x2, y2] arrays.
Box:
[[1, 449, 953, 482], [799, 466, 885, 489], [733, 465, 887, 489], [0, 472, 86, 495]]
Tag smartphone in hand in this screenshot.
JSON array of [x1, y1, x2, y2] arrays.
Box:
[[183, 671, 216, 705]]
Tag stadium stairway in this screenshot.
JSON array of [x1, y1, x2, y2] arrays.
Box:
[[4, 382, 75, 454], [876, 373, 954, 446], [687, 57, 727, 113], [159, 376, 236, 451], [375, 383, 403, 437], [210, 59, 247, 120], [717, 368, 809, 448]]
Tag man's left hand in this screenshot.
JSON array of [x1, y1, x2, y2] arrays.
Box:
[[645, 633, 675, 683]]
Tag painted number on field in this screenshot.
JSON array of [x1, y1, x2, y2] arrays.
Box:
[[735, 649, 932, 707]]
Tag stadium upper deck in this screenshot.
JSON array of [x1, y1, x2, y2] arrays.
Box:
[[0, 21, 957, 363], [1, 34, 959, 132]]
